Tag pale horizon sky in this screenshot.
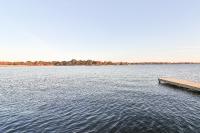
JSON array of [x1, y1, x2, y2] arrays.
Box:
[[0, 0, 200, 62]]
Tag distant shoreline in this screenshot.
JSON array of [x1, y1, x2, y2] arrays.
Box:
[[0, 59, 200, 66]]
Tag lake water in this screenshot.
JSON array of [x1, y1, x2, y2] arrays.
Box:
[[0, 65, 200, 133]]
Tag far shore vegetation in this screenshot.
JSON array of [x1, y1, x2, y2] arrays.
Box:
[[0, 59, 200, 66]]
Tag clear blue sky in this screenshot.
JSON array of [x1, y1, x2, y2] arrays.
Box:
[[0, 0, 200, 62]]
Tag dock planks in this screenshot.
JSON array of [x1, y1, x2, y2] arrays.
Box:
[[158, 77, 200, 92]]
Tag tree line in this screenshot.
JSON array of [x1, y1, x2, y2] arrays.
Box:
[[0, 60, 199, 66], [0, 59, 129, 66]]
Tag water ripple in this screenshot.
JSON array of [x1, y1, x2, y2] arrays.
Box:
[[0, 65, 200, 133]]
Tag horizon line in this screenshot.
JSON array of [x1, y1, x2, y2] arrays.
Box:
[[1, 60, 200, 64]]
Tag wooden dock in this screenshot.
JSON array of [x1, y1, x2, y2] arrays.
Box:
[[158, 77, 200, 92]]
